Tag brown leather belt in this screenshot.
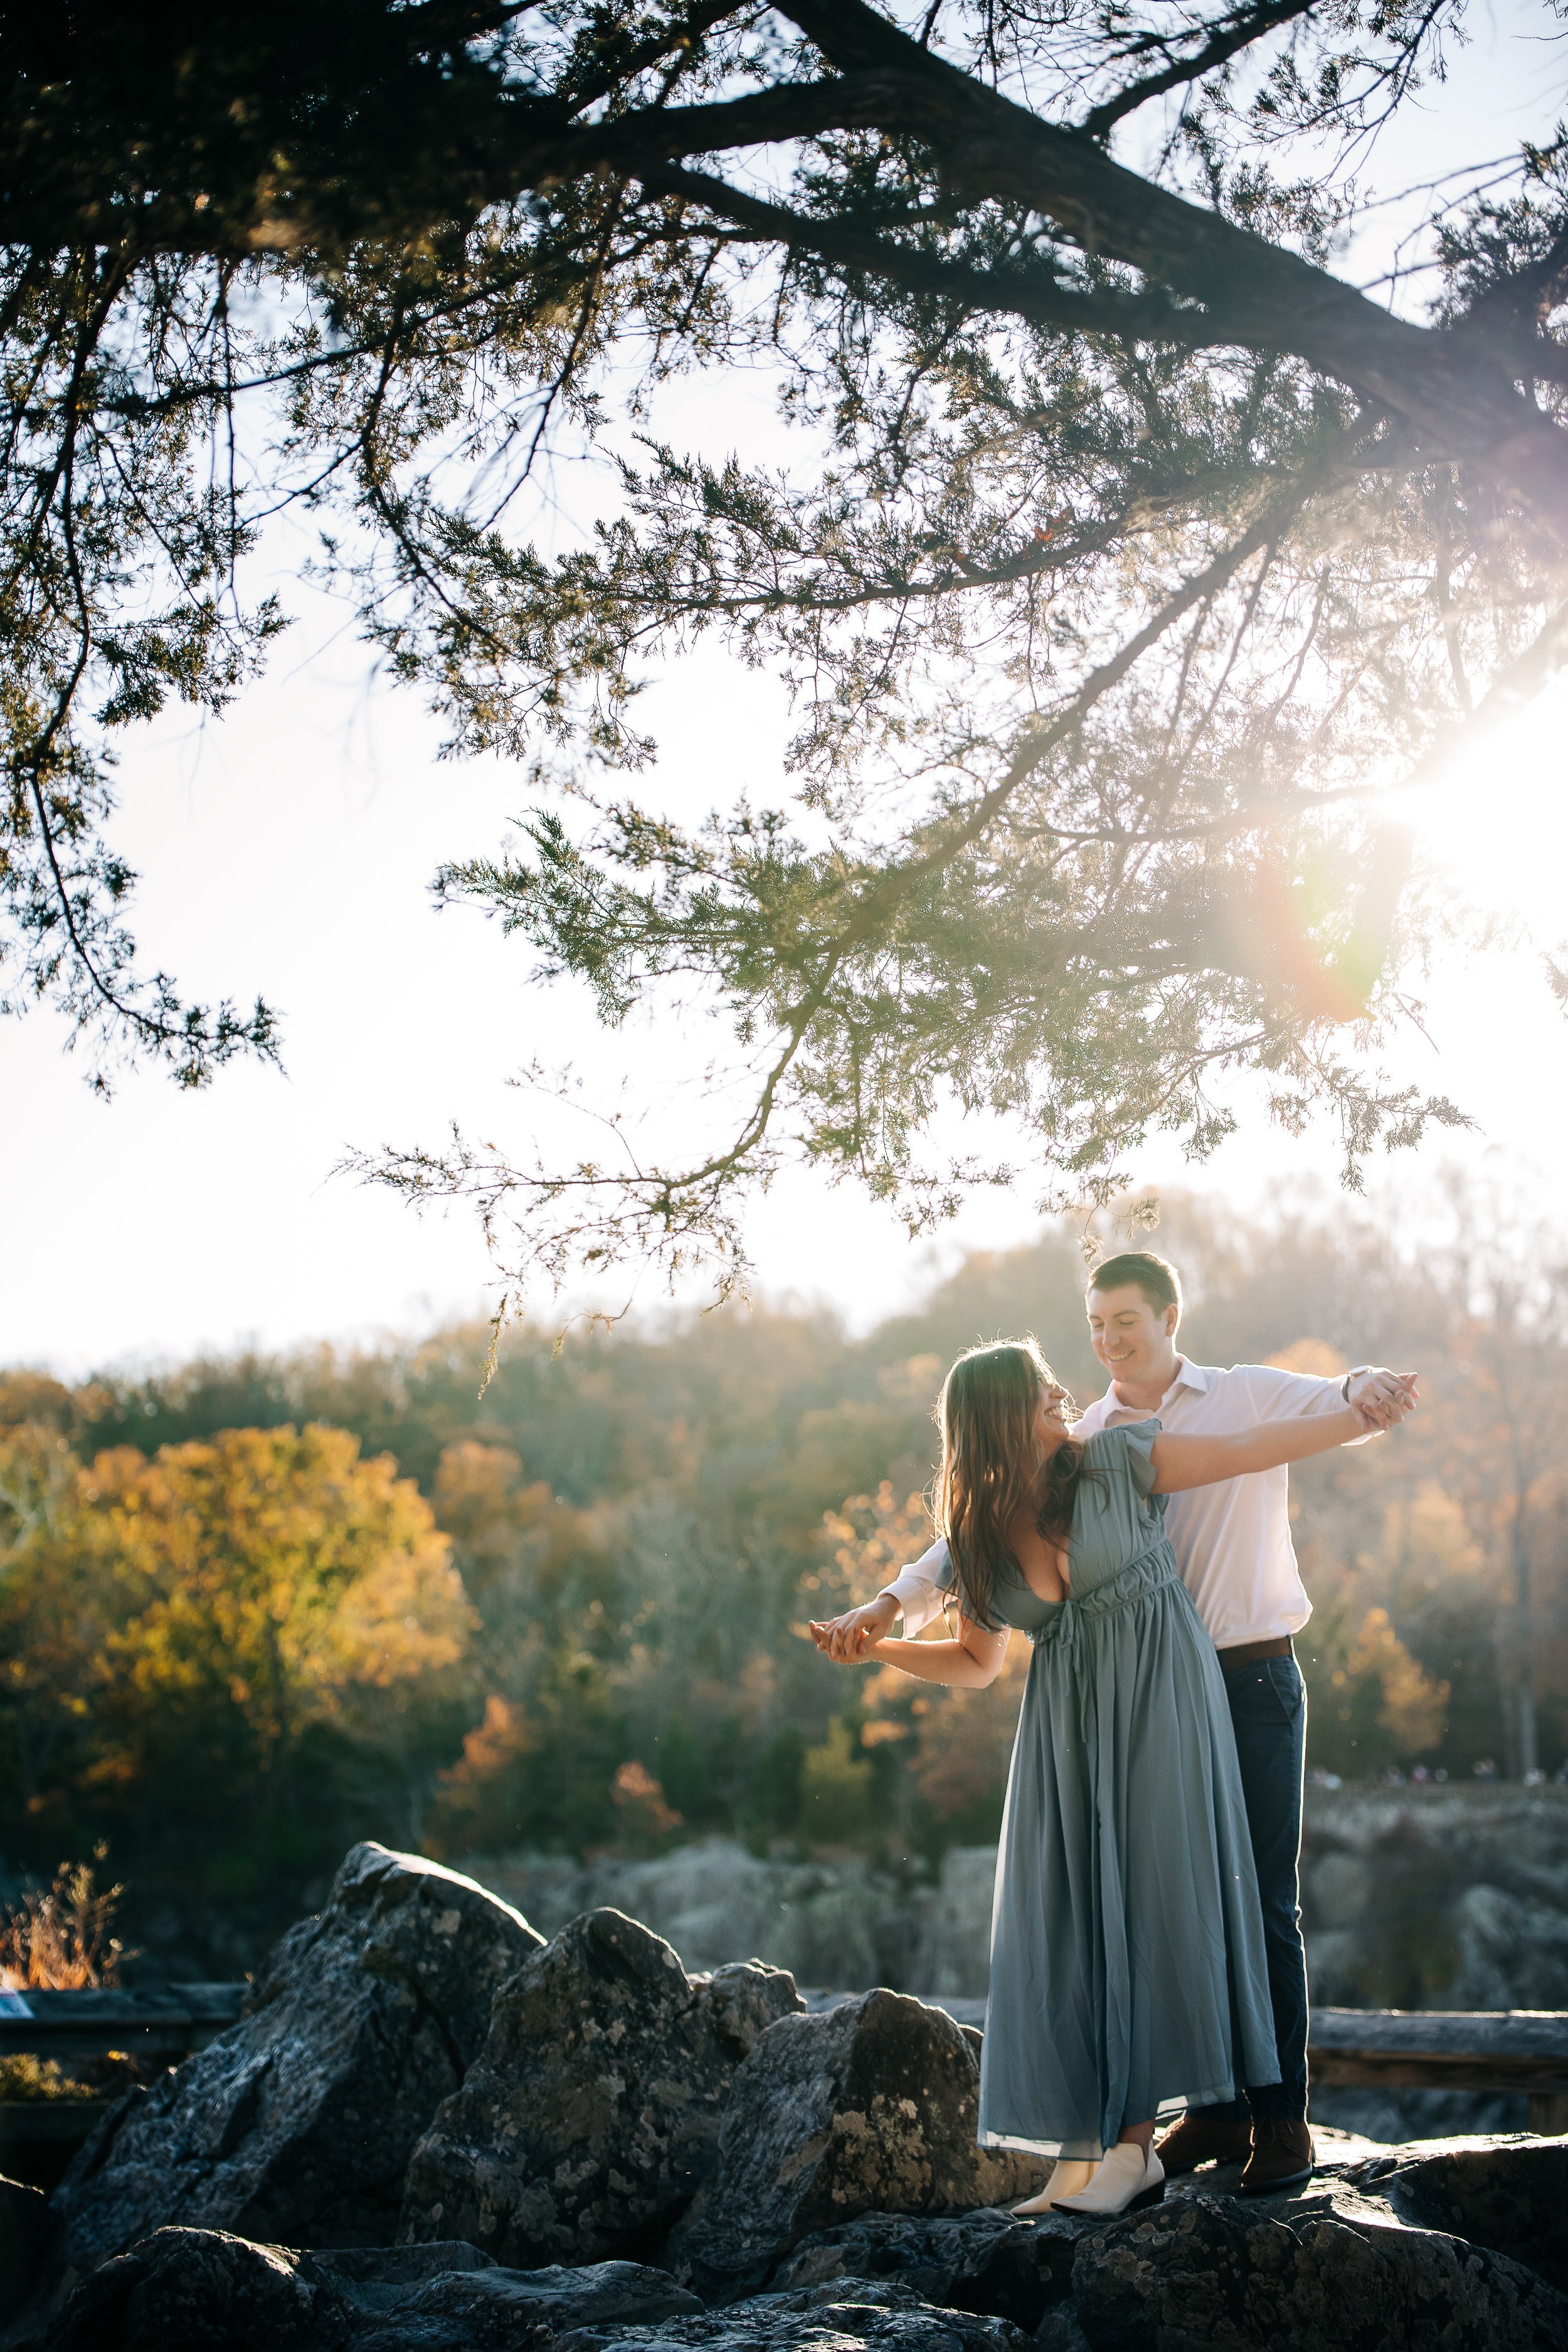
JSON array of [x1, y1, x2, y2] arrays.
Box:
[[1217, 1634, 1293, 1671]]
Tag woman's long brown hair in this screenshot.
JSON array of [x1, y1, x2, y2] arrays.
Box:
[[935, 1338, 1090, 1629]]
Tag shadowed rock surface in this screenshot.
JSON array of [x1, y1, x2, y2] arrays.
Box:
[[557, 2278, 1032, 2352], [401, 1908, 802, 2267], [1369, 2132, 1568, 2293], [666, 1991, 1049, 2296], [767, 2208, 1078, 2330], [42, 2228, 701, 2352], [49, 1845, 541, 2283], [33, 2137, 1568, 2352], [696, 2132, 1568, 2349], [1, 2176, 53, 2325], [1067, 2183, 1568, 2351]]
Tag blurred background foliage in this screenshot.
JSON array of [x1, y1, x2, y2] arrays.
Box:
[[3, 1179, 1565, 1932]]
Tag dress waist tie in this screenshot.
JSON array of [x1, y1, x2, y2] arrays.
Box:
[[1030, 1552, 1175, 1745]]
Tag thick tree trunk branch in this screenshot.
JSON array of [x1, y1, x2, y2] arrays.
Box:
[[637, 161, 1227, 349], [776, 0, 1568, 543]]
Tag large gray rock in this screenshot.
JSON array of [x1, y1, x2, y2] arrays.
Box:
[[42, 2227, 701, 2352], [1068, 2184, 1568, 2351], [667, 1991, 1049, 2296], [400, 1908, 802, 2266], [1365, 2132, 1568, 2293], [50, 1844, 541, 2281]]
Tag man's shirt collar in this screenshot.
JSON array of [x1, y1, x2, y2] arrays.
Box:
[[1109, 1355, 1207, 1413]]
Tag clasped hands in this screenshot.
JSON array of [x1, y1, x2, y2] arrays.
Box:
[[1348, 1369, 1419, 1432], [808, 1591, 899, 1664]]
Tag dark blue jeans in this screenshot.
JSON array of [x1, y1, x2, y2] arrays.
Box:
[[1194, 1648, 1310, 2123]]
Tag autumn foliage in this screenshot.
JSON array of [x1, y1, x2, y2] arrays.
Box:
[[2, 1185, 1565, 1929], [0, 1422, 472, 1893]]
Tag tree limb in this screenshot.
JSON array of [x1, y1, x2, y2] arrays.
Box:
[[775, 0, 1568, 538], [1079, 0, 1322, 142]]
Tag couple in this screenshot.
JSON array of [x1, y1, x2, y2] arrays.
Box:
[[810, 1251, 1416, 2218]]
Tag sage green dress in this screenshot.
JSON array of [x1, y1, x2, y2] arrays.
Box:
[[931, 1420, 1279, 2159]]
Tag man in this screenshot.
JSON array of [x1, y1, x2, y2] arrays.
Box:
[[824, 1249, 1413, 2195]]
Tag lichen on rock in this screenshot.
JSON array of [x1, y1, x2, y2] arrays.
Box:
[[398, 1907, 802, 2267]]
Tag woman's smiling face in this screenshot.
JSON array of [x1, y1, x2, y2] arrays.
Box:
[[1032, 1377, 1073, 1454]]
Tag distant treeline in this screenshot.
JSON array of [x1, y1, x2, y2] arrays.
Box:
[[2, 1185, 1561, 1920]]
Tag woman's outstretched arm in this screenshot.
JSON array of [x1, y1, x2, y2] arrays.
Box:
[[1151, 1377, 1417, 1493], [808, 1610, 1009, 1687]]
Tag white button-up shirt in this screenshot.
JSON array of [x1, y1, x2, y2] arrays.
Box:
[[879, 1359, 1366, 1651]]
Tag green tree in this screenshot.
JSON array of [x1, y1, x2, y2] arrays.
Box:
[[3, 0, 1560, 1286]]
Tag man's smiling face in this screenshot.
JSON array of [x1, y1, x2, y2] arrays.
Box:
[[1086, 1281, 1180, 1389]]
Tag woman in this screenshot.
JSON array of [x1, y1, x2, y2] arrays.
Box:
[[809, 1338, 1415, 2218]]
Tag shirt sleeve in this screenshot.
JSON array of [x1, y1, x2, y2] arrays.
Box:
[[877, 1537, 951, 1634], [1236, 1364, 1375, 1447], [1088, 1418, 1162, 1497]]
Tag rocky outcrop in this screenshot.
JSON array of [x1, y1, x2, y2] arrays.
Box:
[[50, 1845, 541, 2282], [42, 2228, 701, 2352], [33, 2125, 1568, 2352], [1370, 2132, 1568, 2293], [667, 1991, 1048, 2296], [400, 1909, 802, 2267], [24, 1831, 1568, 2352], [1069, 2181, 1568, 2351], [755, 2139, 1568, 2351]]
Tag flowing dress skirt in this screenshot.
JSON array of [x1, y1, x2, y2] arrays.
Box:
[[977, 1552, 1280, 2159]]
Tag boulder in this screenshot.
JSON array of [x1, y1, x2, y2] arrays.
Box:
[[1, 2176, 53, 2325], [400, 1908, 802, 2267], [45, 2227, 319, 2352], [50, 1844, 541, 2281], [543, 2277, 1032, 2352], [1368, 2132, 1568, 2293], [666, 1991, 1049, 2296], [770, 2208, 1078, 2330], [1067, 2185, 1568, 2352], [43, 2226, 701, 2352]]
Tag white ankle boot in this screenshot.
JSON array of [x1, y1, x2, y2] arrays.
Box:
[[1009, 2158, 1098, 2214], [1053, 2141, 1165, 2215]]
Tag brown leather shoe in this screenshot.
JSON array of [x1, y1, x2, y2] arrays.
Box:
[[1240, 2118, 1314, 2196], [1153, 2112, 1252, 2175]]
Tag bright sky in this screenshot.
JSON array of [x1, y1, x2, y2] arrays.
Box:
[[4, 3, 1565, 1376]]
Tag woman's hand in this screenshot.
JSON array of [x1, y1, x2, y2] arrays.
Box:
[[1350, 1372, 1419, 1432], [809, 1594, 898, 1662]]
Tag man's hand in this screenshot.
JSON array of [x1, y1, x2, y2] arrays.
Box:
[[1347, 1369, 1419, 1431], [809, 1594, 899, 1662]]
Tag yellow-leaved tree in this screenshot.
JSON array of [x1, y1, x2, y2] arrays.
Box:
[[0, 1422, 472, 1890]]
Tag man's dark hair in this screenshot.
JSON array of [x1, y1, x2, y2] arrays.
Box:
[[1088, 1251, 1183, 1317]]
